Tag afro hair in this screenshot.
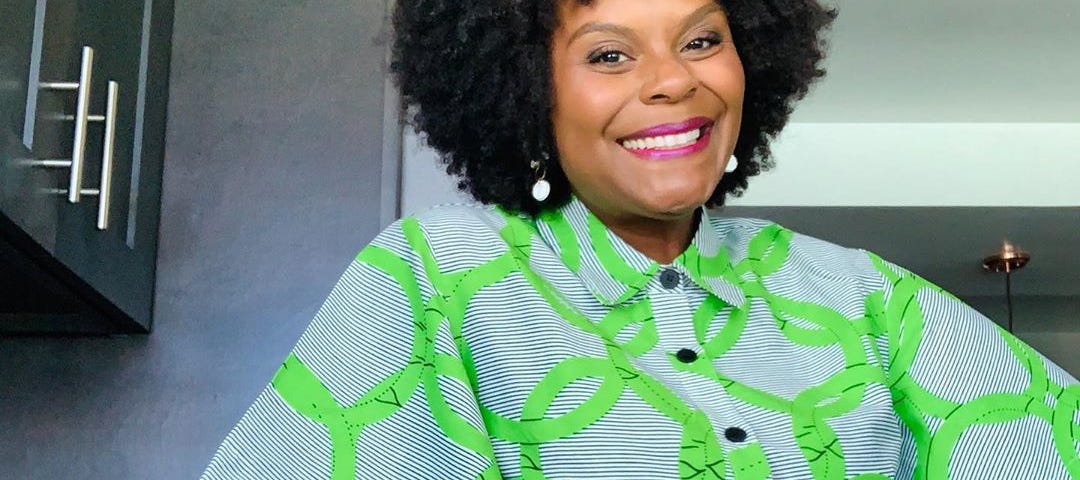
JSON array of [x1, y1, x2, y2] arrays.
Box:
[[391, 0, 837, 215]]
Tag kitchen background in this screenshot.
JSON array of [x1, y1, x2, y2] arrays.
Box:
[[1, 0, 1077, 478]]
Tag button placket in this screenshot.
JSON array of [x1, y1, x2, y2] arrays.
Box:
[[644, 265, 701, 392], [644, 266, 756, 454], [648, 267, 699, 366], [664, 278, 756, 453], [703, 378, 756, 449], [647, 266, 692, 334]]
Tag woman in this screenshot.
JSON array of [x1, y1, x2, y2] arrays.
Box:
[[203, 0, 1079, 478]]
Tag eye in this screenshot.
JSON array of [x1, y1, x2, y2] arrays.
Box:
[[683, 32, 723, 51], [587, 48, 631, 65]]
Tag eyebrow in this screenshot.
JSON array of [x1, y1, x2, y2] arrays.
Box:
[[566, 3, 726, 46], [681, 3, 726, 32], [567, 22, 638, 45]]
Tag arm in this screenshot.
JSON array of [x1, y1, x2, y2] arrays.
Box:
[[865, 252, 1079, 480], [202, 221, 501, 480]]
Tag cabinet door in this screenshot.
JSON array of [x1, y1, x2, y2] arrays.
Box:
[[0, 0, 68, 254], [52, 0, 173, 332], [1, 0, 172, 332]]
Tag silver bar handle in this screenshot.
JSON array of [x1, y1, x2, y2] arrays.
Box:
[[39, 45, 93, 203], [15, 158, 73, 168], [96, 80, 118, 230], [24, 81, 119, 230], [23, 46, 118, 230], [38, 82, 79, 90], [69, 46, 93, 204]]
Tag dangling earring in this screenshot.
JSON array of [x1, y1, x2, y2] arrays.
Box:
[[530, 154, 550, 202], [725, 154, 739, 173]]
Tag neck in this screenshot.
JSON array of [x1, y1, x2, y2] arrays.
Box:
[[579, 198, 700, 265]]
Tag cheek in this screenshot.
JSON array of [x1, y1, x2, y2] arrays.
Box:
[[722, 61, 746, 106], [698, 56, 745, 149], [554, 71, 626, 141], [696, 52, 745, 106]]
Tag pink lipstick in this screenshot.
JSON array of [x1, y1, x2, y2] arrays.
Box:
[[618, 116, 715, 160]]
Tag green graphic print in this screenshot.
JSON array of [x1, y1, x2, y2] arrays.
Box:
[[204, 202, 1079, 479]]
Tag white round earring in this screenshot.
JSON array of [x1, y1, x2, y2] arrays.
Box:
[[530, 158, 550, 202], [725, 154, 739, 173]]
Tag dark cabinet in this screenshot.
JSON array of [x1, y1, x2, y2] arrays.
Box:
[[1, 0, 173, 333]]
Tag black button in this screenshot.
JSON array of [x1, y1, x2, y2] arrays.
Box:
[[659, 268, 681, 289], [724, 426, 747, 443], [675, 348, 698, 363]]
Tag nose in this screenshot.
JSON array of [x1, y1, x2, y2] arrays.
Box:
[[640, 54, 699, 104]]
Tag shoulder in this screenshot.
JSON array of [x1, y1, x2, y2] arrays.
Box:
[[370, 202, 513, 273], [408, 201, 510, 238], [706, 213, 887, 290]]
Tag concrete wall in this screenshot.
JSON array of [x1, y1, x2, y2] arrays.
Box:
[[728, 123, 1080, 207], [0, 1, 395, 477]]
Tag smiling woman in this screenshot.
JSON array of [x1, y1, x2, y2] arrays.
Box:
[[389, 0, 833, 219], [549, 0, 746, 260], [201, 1, 1079, 479]]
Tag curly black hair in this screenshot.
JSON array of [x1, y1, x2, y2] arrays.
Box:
[[390, 0, 837, 215]]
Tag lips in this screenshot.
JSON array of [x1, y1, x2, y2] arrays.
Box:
[[618, 116, 714, 142], [616, 116, 715, 160]]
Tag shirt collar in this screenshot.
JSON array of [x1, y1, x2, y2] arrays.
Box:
[[534, 195, 746, 309]]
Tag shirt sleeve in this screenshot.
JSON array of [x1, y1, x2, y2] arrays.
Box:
[[201, 220, 502, 480], [863, 251, 1079, 479]]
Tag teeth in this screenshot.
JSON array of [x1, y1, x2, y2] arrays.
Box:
[[621, 128, 702, 150]]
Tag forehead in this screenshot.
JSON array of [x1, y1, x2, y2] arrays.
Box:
[[554, 0, 726, 30]]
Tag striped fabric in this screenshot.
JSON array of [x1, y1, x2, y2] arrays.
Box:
[[202, 196, 1079, 479]]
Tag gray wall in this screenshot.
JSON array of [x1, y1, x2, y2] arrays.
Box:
[[1, 1, 395, 478]]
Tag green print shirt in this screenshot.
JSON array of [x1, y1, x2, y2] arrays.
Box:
[[202, 196, 1079, 479]]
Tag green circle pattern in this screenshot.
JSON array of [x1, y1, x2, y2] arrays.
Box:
[[266, 213, 1079, 479]]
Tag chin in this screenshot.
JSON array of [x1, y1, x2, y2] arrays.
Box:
[[638, 192, 707, 218]]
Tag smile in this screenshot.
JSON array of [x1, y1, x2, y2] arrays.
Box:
[[617, 117, 714, 159], [620, 127, 702, 150]]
